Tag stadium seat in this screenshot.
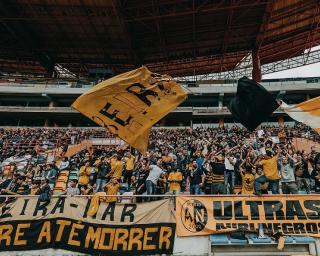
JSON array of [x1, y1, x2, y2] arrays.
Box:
[[120, 192, 135, 203], [53, 170, 70, 194]]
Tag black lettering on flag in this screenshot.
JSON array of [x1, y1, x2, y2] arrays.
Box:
[[286, 200, 307, 220], [293, 223, 306, 234], [101, 204, 115, 221], [33, 199, 50, 216], [51, 197, 66, 214], [304, 200, 320, 220], [272, 223, 281, 233], [263, 201, 285, 220], [126, 83, 159, 107], [1, 204, 12, 218], [99, 102, 133, 127], [245, 201, 262, 220], [282, 223, 294, 234], [234, 201, 249, 220], [20, 199, 30, 215], [213, 201, 232, 220], [83, 199, 91, 218], [261, 223, 273, 233], [306, 223, 318, 234], [121, 204, 137, 222]]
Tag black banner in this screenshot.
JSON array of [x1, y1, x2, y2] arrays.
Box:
[[0, 197, 175, 255]]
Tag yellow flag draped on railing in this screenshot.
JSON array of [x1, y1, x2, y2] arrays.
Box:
[[72, 66, 187, 154]]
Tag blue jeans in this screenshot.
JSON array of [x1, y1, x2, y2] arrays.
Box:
[[268, 179, 280, 194], [254, 177, 279, 194], [96, 178, 107, 192], [190, 184, 201, 195], [254, 175, 267, 194], [224, 170, 235, 194], [146, 180, 156, 201]]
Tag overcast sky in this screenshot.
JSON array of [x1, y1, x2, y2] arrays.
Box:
[[264, 62, 320, 79], [263, 45, 320, 79]]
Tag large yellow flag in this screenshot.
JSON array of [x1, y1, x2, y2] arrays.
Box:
[[281, 96, 320, 134], [72, 66, 187, 154]]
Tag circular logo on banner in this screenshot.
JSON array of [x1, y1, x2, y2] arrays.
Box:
[[181, 199, 208, 233]]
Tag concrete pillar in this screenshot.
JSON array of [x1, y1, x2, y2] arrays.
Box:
[[252, 50, 262, 82], [218, 93, 224, 108]]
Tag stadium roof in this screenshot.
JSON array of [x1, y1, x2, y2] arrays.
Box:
[[0, 0, 319, 78]]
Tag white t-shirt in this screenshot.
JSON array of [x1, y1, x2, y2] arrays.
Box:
[[146, 165, 163, 184], [224, 157, 236, 170]]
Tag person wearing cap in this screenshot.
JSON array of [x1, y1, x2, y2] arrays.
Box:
[[109, 155, 123, 180], [103, 178, 120, 204]]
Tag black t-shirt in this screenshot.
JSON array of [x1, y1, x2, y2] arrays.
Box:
[[135, 170, 149, 194], [210, 162, 225, 175], [97, 162, 110, 179], [188, 167, 203, 185]]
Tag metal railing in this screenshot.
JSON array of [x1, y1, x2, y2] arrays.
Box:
[[0, 194, 319, 198]]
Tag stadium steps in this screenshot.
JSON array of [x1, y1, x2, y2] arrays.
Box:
[[53, 170, 69, 194]]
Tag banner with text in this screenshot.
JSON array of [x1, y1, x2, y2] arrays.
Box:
[[0, 198, 175, 255], [176, 196, 320, 237]]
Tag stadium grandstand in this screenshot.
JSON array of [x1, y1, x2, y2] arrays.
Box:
[[0, 1, 320, 256]]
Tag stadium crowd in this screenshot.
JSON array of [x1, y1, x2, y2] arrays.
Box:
[[0, 124, 319, 203]]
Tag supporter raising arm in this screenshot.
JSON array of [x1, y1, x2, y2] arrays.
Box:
[[258, 146, 281, 194], [78, 161, 91, 191]]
